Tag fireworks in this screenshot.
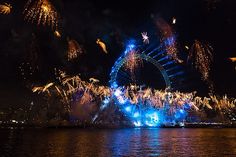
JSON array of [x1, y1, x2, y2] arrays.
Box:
[[32, 71, 236, 127], [125, 49, 143, 80], [172, 17, 176, 24], [23, 0, 59, 29], [89, 78, 100, 84], [155, 18, 183, 63], [96, 39, 108, 54], [188, 40, 213, 81], [229, 57, 236, 62], [67, 39, 83, 61], [141, 32, 149, 44], [0, 3, 12, 14], [185, 45, 190, 50], [54, 30, 61, 38]]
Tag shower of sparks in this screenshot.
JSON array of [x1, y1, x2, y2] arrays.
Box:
[[23, 0, 59, 30], [67, 39, 83, 61], [155, 18, 183, 63], [32, 71, 236, 126], [96, 39, 108, 54], [0, 3, 12, 14], [125, 50, 143, 81], [188, 40, 213, 81], [141, 32, 149, 44]]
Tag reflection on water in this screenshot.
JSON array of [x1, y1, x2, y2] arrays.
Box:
[[0, 128, 236, 157]]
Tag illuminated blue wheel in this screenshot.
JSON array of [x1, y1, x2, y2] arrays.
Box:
[[109, 44, 185, 90], [107, 42, 188, 127]]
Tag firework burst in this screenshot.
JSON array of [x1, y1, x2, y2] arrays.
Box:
[[0, 3, 12, 14], [67, 39, 83, 61], [125, 50, 143, 81], [141, 32, 149, 44], [23, 0, 59, 30], [188, 40, 213, 81], [155, 18, 183, 63]]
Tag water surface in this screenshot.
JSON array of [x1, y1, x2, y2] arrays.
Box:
[[0, 128, 236, 157]]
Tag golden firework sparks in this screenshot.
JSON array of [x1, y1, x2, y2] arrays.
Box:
[[188, 40, 213, 81], [32, 73, 236, 118], [0, 3, 12, 14], [67, 38, 83, 61], [125, 50, 143, 81], [23, 0, 59, 29], [54, 30, 61, 38], [96, 39, 108, 54]]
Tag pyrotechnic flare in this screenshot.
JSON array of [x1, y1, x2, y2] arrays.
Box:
[[0, 3, 11, 14], [96, 39, 108, 54], [188, 40, 213, 81], [185, 45, 189, 50], [89, 78, 100, 84], [229, 57, 236, 62], [23, 0, 59, 29], [42, 82, 54, 92], [67, 38, 83, 61], [141, 32, 149, 44], [155, 18, 183, 63], [54, 30, 61, 38], [172, 17, 176, 24]]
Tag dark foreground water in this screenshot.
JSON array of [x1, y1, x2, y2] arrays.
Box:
[[0, 128, 236, 157]]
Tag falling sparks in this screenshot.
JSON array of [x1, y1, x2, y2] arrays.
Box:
[[67, 38, 83, 61], [96, 38, 108, 54], [23, 0, 59, 30], [0, 3, 12, 14], [141, 32, 149, 44], [188, 40, 213, 81], [155, 18, 183, 63]]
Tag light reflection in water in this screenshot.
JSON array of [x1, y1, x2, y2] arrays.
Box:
[[0, 128, 236, 157]]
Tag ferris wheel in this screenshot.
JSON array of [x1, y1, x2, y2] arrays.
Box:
[[109, 43, 186, 90]]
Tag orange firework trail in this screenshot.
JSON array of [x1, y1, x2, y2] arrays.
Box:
[[188, 40, 213, 81], [229, 57, 236, 62], [96, 39, 108, 54]]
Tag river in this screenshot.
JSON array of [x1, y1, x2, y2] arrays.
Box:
[[0, 128, 236, 156]]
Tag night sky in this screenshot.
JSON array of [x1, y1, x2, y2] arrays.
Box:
[[0, 0, 236, 109]]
